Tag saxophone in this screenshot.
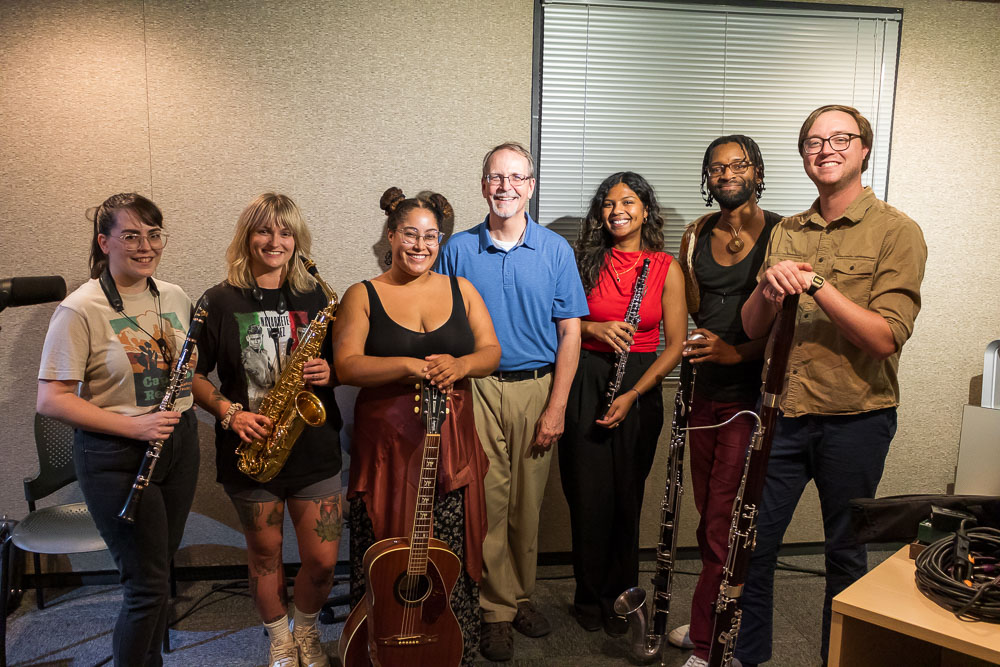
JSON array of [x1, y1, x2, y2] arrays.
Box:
[[236, 254, 339, 482]]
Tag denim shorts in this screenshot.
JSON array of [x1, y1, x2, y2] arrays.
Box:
[[224, 473, 342, 503]]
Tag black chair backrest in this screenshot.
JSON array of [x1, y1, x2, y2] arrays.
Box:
[[24, 414, 78, 506]]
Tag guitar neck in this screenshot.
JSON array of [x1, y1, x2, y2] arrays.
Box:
[[407, 433, 441, 576]]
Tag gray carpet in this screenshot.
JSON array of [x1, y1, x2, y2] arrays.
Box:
[[5, 552, 890, 666]]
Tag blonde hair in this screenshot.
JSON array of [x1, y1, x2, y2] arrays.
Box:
[[225, 193, 316, 294]]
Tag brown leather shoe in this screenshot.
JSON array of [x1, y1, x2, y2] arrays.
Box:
[[479, 620, 514, 661], [512, 600, 551, 638]]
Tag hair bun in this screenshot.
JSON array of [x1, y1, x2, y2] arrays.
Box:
[[380, 187, 406, 216], [426, 192, 454, 227]]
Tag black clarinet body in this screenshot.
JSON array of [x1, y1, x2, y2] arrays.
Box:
[[118, 298, 208, 524], [706, 295, 799, 667], [605, 258, 652, 412]]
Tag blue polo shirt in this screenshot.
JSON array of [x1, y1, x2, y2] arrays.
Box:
[[437, 213, 588, 371]]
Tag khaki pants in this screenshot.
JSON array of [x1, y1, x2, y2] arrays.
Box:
[[472, 374, 554, 623]]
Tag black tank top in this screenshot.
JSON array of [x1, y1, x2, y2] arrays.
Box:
[[363, 275, 476, 359]]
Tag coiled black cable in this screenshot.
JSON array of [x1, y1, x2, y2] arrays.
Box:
[[914, 526, 1000, 622]]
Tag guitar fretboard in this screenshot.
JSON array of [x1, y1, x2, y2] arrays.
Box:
[[406, 433, 441, 576]]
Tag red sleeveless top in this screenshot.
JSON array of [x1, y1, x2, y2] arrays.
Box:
[[582, 249, 673, 354]]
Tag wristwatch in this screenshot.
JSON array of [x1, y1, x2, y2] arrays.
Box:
[[806, 274, 826, 296], [221, 402, 243, 430]]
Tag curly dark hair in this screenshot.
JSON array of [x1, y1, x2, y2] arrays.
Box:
[[574, 172, 665, 295], [700, 134, 766, 207], [380, 186, 454, 231]]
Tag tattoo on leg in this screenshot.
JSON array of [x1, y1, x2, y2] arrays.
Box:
[[257, 553, 282, 577], [234, 500, 265, 533], [313, 494, 343, 543], [266, 502, 284, 528]]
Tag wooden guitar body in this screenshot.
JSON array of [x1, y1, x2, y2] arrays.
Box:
[[339, 536, 463, 667]]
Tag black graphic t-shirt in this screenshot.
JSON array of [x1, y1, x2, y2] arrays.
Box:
[[196, 281, 342, 490]]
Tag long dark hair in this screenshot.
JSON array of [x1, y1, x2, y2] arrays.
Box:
[[574, 172, 665, 295], [88, 193, 163, 279]]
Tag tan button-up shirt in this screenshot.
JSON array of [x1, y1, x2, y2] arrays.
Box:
[[760, 187, 927, 417]]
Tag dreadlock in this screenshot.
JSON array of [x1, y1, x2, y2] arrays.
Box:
[[700, 134, 766, 207]]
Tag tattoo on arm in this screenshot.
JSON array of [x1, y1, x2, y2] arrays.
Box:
[[313, 494, 343, 543]]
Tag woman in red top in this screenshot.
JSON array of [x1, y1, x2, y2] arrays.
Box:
[[560, 171, 687, 634]]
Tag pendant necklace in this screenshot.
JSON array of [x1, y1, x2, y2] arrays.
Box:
[[610, 251, 642, 283], [723, 220, 745, 253]]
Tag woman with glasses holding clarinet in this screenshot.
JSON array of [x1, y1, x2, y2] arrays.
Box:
[[560, 172, 687, 634], [37, 193, 199, 666]]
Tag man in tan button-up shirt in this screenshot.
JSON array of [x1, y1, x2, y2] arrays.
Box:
[[734, 105, 927, 667]]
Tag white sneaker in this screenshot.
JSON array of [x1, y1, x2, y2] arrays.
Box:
[[269, 637, 299, 667], [292, 623, 331, 667], [669, 623, 695, 649], [681, 656, 742, 667]]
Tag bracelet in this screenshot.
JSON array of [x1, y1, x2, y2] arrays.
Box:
[[630, 388, 641, 399], [221, 402, 243, 430]]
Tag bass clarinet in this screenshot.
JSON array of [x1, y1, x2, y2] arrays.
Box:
[[604, 258, 652, 412], [118, 296, 208, 524], [614, 334, 702, 664], [702, 294, 799, 667]]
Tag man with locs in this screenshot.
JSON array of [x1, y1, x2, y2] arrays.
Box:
[[735, 105, 927, 666], [672, 134, 780, 667], [437, 141, 588, 662]]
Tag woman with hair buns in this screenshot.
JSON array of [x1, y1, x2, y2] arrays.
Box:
[[37, 193, 198, 666], [192, 193, 342, 667], [333, 187, 500, 665]]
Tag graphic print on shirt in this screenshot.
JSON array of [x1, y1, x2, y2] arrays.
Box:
[[110, 310, 188, 407], [234, 308, 310, 412]]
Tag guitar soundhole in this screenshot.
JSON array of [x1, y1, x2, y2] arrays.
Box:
[[394, 572, 432, 605]]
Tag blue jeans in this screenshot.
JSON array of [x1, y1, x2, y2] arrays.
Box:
[[74, 410, 199, 667], [734, 408, 896, 666]]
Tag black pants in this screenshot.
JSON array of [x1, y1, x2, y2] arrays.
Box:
[[74, 410, 199, 667], [559, 350, 663, 620]]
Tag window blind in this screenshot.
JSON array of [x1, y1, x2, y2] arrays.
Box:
[[535, 1, 901, 248]]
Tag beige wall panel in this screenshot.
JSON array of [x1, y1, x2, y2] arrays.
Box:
[[2, 0, 998, 568], [0, 0, 150, 521]]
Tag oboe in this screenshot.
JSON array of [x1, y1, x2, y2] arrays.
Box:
[[705, 294, 799, 667], [614, 335, 701, 664], [118, 297, 208, 524], [605, 258, 651, 412]]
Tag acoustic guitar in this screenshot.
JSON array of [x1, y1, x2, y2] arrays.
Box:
[[339, 382, 464, 667]]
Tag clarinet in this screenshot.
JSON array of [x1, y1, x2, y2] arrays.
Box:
[[118, 297, 208, 524], [605, 258, 652, 412], [705, 295, 800, 667]]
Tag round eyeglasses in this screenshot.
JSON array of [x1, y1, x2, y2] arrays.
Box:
[[397, 228, 444, 247]]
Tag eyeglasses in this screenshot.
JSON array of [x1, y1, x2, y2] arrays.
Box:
[[484, 173, 531, 186], [706, 160, 753, 177], [802, 133, 861, 155], [114, 230, 169, 251], [397, 227, 444, 247]]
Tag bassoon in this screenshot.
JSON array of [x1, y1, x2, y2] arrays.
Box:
[[118, 296, 208, 524], [704, 294, 800, 667]]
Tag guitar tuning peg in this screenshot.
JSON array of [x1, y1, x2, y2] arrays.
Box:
[[413, 406, 420, 414]]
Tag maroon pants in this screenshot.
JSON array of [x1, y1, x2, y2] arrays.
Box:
[[687, 396, 757, 659]]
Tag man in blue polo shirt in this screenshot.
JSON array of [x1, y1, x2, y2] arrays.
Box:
[[438, 141, 588, 662]]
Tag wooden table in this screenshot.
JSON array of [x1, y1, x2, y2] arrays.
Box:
[[830, 547, 1000, 666]]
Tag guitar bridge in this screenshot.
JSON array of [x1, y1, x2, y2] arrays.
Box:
[[376, 633, 439, 647]]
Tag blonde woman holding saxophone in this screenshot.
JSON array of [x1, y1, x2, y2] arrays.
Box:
[[192, 193, 341, 667]]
